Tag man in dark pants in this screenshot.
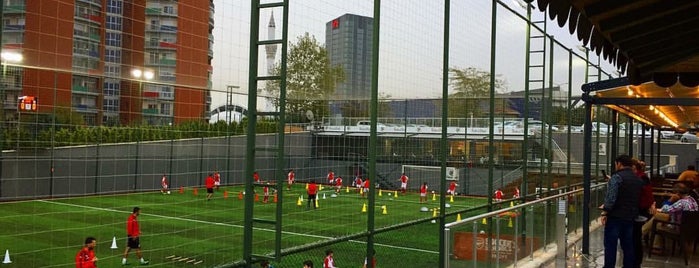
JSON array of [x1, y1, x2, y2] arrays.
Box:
[[600, 155, 643, 268]]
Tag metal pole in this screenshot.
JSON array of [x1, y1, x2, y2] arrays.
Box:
[[367, 0, 381, 263], [439, 1, 451, 267], [133, 82, 141, 190], [582, 99, 593, 254]]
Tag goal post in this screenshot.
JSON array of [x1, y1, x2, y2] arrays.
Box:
[[401, 165, 459, 191]]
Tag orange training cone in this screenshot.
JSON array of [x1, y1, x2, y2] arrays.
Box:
[[193, 188, 198, 196], [223, 191, 229, 199], [238, 192, 243, 200], [254, 193, 260, 202], [179, 186, 184, 194], [273, 194, 278, 203]]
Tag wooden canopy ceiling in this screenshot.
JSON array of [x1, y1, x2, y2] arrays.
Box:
[[525, 0, 699, 86]]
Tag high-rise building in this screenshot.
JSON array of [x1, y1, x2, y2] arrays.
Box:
[[0, 0, 214, 126], [325, 14, 373, 100]]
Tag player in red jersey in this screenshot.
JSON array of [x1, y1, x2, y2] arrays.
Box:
[[75, 237, 98, 268], [160, 174, 169, 194], [253, 171, 260, 183], [123, 207, 149, 265], [447, 181, 458, 196], [327, 169, 335, 185], [213, 170, 221, 190], [494, 188, 504, 202], [335, 176, 343, 193], [362, 178, 370, 197], [419, 182, 428, 203], [287, 169, 295, 190], [205, 173, 215, 201], [513, 186, 520, 199], [323, 249, 337, 268], [399, 173, 409, 194], [354, 176, 363, 193]]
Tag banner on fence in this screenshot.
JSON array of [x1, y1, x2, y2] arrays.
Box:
[[452, 232, 540, 261]]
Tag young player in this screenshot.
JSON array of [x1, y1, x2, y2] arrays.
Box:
[[161, 174, 170, 194], [362, 178, 370, 197], [513, 186, 520, 199], [327, 169, 335, 185], [75, 237, 98, 268], [307, 180, 318, 209], [355, 176, 363, 193], [205, 173, 215, 201], [213, 170, 221, 190], [287, 169, 295, 190], [263, 184, 270, 203], [420, 182, 428, 203], [253, 171, 260, 183], [494, 188, 504, 202], [323, 249, 337, 268], [399, 173, 409, 194], [335, 176, 343, 193], [447, 181, 458, 196]]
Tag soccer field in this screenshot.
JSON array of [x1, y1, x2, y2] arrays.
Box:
[[0, 184, 488, 267]]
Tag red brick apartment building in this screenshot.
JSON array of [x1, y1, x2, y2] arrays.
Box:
[[1, 0, 214, 125]]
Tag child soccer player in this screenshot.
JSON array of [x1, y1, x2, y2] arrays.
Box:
[[420, 182, 428, 203], [447, 181, 458, 196], [161, 174, 169, 194], [263, 184, 270, 203], [335, 176, 343, 193], [399, 173, 409, 194]]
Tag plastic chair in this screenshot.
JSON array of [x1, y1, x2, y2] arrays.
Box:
[[648, 211, 699, 265]]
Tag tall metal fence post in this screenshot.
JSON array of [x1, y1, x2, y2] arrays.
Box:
[[556, 198, 567, 266]]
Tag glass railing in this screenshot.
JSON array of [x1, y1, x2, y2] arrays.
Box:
[[444, 182, 607, 268]]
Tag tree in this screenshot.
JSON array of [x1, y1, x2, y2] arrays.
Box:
[[264, 33, 344, 122], [448, 67, 507, 118]]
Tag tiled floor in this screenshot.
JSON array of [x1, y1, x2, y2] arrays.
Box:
[[550, 226, 699, 268]]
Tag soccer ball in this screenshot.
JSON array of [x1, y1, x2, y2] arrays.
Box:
[[167, 191, 171, 194], [388, 193, 392, 196], [432, 191, 435, 194]]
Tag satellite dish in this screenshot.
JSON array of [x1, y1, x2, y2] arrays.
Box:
[[306, 110, 314, 121]]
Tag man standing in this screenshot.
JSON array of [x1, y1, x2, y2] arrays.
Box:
[[399, 173, 409, 194], [205, 173, 215, 201], [307, 180, 318, 209], [327, 169, 335, 186], [76, 237, 98, 268], [123, 207, 149, 265], [287, 169, 295, 190], [600, 155, 643, 268]]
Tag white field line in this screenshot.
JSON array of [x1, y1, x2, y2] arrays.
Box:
[[38, 200, 438, 254]]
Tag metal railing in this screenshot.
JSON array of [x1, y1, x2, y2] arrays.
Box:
[[444, 182, 607, 268]]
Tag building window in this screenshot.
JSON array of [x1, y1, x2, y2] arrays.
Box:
[[106, 16, 122, 31], [163, 6, 174, 14], [105, 32, 122, 46], [106, 0, 123, 14]]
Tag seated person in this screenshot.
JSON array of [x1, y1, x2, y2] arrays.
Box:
[[646, 183, 698, 251]]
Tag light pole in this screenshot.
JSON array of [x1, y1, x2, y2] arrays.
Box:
[[130, 68, 153, 190]]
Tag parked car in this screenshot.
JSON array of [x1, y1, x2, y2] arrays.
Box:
[[680, 132, 699, 143]]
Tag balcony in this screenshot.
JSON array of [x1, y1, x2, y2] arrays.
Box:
[[146, 58, 176, 67], [3, 5, 25, 14], [147, 25, 178, 33], [145, 41, 177, 50], [3, 24, 25, 32], [72, 85, 89, 92], [146, 7, 177, 17], [159, 75, 176, 82], [77, 0, 102, 7], [142, 108, 159, 115]]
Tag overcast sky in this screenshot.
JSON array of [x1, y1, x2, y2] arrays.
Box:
[[210, 0, 617, 111]]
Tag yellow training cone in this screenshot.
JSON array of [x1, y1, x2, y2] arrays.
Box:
[[510, 201, 514, 207], [319, 185, 323, 191], [315, 199, 319, 208], [362, 203, 367, 213], [305, 183, 309, 190], [508, 217, 513, 228], [482, 218, 487, 225], [346, 186, 350, 193], [394, 190, 398, 198], [457, 213, 462, 221], [379, 189, 382, 196], [297, 196, 302, 206], [432, 193, 436, 201], [449, 195, 454, 203], [382, 205, 387, 215], [432, 208, 438, 217], [360, 188, 364, 195]]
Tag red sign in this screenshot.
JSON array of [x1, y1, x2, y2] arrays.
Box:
[[18, 96, 37, 111], [332, 19, 340, 29], [453, 232, 539, 261]]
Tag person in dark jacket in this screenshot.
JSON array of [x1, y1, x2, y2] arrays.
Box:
[[600, 155, 643, 268]]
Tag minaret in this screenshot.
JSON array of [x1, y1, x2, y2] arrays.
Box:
[[265, 12, 277, 75]]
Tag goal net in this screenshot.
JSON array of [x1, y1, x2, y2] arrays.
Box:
[[401, 165, 459, 192]]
